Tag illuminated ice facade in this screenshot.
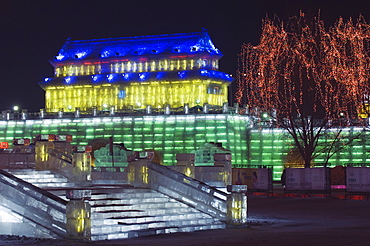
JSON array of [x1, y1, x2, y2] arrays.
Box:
[[0, 115, 249, 167], [6, 31, 368, 182], [40, 30, 232, 112], [248, 128, 370, 180], [0, 31, 255, 177]]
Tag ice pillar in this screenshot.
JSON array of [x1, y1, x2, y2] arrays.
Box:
[[66, 200, 91, 240], [175, 153, 195, 178], [226, 185, 247, 227], [72, 152, 92, 183]]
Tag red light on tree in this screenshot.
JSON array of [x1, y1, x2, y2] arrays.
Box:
[[237, 11, 370, 167]]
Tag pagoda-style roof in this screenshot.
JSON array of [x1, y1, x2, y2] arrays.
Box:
[[52, 30, 222, 63], [40, 69, 232, 88]]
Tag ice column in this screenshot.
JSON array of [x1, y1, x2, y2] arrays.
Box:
[[66, 199, 91, 240], [72, 152, 92, 183], [128, 153, 153, 188], [175, 153, 195, 178], [226, 185, 247, 228]]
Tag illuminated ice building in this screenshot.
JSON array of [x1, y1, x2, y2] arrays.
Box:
[[0, 30, 369, 183], [0, 30, 253, 172]]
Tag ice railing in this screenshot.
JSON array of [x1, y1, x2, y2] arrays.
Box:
[[0, 169, 67, 238], [1, 103, 243, 121], [47, 148, 73, 179], [47, 148, 91, 183], [146, 161, 228, 221]]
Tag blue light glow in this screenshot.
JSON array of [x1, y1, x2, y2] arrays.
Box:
[[55, 54, 64, 61], [75, 51, 88, 59], [41, 69, 233, 87], [53, 31, 222, 62], [92, 75, 103, 82], [139, 73, 150, 81], [190, 45, 200, 52], [198, 69, 232, 81], [178, 71, 186, 79], [101, 50, 110, 58], [107, 74, 117, 82], [118, 90, 126, 98], [123, 73, 131, 81], [64, 77, 75, 84], [156, 72, 166, 79]]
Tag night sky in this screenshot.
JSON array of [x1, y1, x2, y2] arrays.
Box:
[[0, 0, 369, 112]]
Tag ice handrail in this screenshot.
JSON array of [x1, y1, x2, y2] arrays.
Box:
[[146, 161, 228, 221], [0, 169, 67, 238]]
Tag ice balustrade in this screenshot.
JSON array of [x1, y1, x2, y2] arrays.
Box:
[[1, 103, 241, 120], [0, 169, 67, 238], [47, 148, 91, 183], [0, 147, 36, 169], [192, 142, 230, 166], [171, 152, 232, 188], [94, 144, 134, 167], [129, 159, 228, 221]]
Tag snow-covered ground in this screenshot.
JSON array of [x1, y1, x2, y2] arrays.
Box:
[[1, 195, 370, 246]]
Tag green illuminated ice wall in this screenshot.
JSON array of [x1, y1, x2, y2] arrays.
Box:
[[248, 128, 370, 180], [0, 114, 250, 166], [2, 116, 369, 180]]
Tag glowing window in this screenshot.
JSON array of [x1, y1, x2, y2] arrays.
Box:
[[207, 84, 222, 95], [118, 90, 126, 99]]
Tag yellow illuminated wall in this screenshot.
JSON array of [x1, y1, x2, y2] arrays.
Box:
[[54, 59, 219, 77], [45, 79, 228, 112]]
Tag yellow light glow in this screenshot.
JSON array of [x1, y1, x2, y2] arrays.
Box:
[[184, 167, 192, 177], [44, 79, 228, 112], [54, 58, 220, 77], [73, 208, 87, 233], [142, 165, 148, 184]]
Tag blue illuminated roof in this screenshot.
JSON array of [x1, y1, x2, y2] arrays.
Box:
[[40, 69, 233, 88], [53, 30, 222, 63]]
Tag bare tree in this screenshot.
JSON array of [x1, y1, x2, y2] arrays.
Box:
[[237, 12, 370, 168]]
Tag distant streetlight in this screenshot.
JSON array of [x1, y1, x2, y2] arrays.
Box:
[[13, 106, 19, 111]]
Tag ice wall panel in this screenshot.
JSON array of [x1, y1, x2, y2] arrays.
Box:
[[0, 115, 250, 167]]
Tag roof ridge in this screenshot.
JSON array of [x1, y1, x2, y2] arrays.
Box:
[[70, 31, 206, 44]]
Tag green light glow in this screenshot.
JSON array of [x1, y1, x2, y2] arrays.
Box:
[[6, 115, 370, 180]]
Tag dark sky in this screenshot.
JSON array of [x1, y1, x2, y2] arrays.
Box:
[[0, 0, 368, 112]]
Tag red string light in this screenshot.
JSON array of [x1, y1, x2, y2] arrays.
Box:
[[237, 12, 370, 121]]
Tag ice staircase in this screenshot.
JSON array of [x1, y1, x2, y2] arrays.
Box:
[[1, 168, 226, 241], [3, 169, 75, 188], [88, 187, 225, 240], [0, 169, 67, 239]]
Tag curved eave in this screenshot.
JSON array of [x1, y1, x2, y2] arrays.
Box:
[[50, 51, 223, 67], [40, 70, 233, 89]]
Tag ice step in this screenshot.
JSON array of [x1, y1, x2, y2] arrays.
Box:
[[7, 170, 67, 181], [90, 191, 166, 200], [91, 201, 189, 212], [91, 217, 222, 234], [16, 177, 68, 183], [91, 212, 213, 226], [9, 174, 57, 179], [91, 222, 226, 241], [92, 206, 210, 219], [4, 169, 52, 174], [91, 206, 205, 220], [5, 169, 76, 188], [90, 196, 174, 206], [32, 182, 76, 188]]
